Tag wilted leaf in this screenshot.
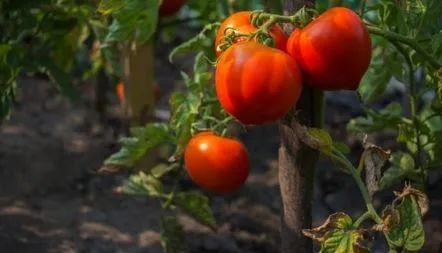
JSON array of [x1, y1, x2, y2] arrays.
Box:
[[303, 212, 369, 253], [320, 229, 369, 253], [303, 212, 353, 241], [174, 191, 217, 230], [361, 137, 391, 195], [373, 205, 400, 233], [386, 185, 427, 251], [160, 216, 186, 253]]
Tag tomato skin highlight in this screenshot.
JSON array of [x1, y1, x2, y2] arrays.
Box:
[[215, 41, 303, 125], [286, 7, 372, 91], [184, 132, 250, 193], [215, 11, 287, 57], [159, 0, 187, 17]]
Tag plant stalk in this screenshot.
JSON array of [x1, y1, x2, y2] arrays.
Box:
[[367, 26, 442, 69]]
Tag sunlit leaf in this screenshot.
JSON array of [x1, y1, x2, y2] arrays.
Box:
[[103, 123, 171, 169], [120, 171, 164, 197]]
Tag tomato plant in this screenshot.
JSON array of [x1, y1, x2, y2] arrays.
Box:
[[214, 11, 287, 56], [184, 131, 250, 193], [96, 0, 442, 252], [216, 41, 302, 125], [3, 0, 442, 252], [286, 6, 372, 90]]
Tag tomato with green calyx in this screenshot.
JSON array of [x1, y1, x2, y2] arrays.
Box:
[[159, 0, 187, 17], [215, 41, 302, 125], [184, 132, 250, 193], [215, 11, 287, 57], [286, 7, 372, 90]]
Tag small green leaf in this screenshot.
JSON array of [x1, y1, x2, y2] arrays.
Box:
[[334, 142, 350, 154], [103, 123, 170, 169], [98, 0, 125, 15], [151, 163, 178, 178], [347, 102, 404, 133], [307, 127, 334, 154], [174, 191, 217, 230], [379, 152, 419, 190], [386, 195, 425, 251], [160, 216, 186, 253], [121, 171, 164, 197], [169, 36, 200, 63]]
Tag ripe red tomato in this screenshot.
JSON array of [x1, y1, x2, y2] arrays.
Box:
[[184, 132, 250, 193], [286, 7, 372, 90], [159, 0, 187, 17], [215, 11, 287, 57], [215, 41, 302, 125]]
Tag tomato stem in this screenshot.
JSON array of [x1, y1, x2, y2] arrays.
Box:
[[352, 211, 371, 228], [330, 148, 383, 224], [390, 40, 427, 191], [366, 25, 442, 69]]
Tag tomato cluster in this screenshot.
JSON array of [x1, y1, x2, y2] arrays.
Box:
[[214, 6, 371, 126], [183, 7, 372, 194]]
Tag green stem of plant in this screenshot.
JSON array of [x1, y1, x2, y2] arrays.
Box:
[[359, 0, 367, 16], [352, 211, 371, 228], [391, 40, 427, 190], [330, 150, 382, 224], [367, 25, 442, 70], [162, 162, 184, 209]]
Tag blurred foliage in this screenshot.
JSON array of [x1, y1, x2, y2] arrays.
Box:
[[348, 0, 442, 191]]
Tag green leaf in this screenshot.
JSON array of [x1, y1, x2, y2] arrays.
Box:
[[160, 216, 186, 253], [386, 195, 425, 251], [174, 191, 216, 230], [379, 152, 420, 190], [347, 102, 404, 133], [320, 230, 368, 253], [358, 38, 403, 104], [169, 36, 200, 63], [307, 128, 334, 154], [121, 171, 164, 197], [151, 163, 178, 178], [103, 123, 170, 168], [334, 142, 350, 154], [103, 0, 160, 44], [41, 60, 81, 103], [98, 0, 125, 15], [0, 44, 12, 63]]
